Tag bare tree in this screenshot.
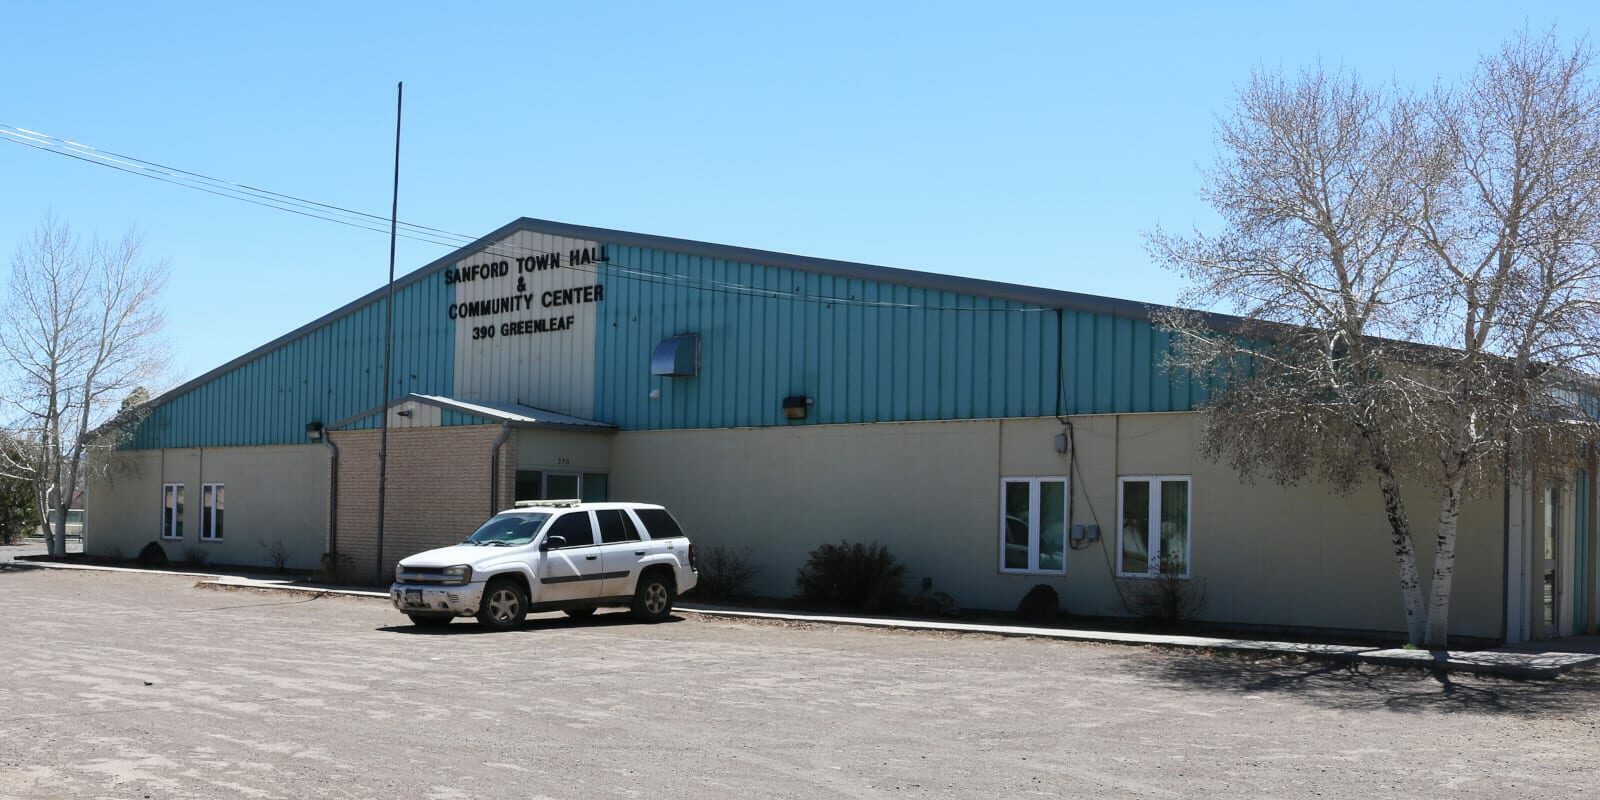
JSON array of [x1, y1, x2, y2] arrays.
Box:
[[1148, 31, 1600, 647], [0, 214, 169, 555]]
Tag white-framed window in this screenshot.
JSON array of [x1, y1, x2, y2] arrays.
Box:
[[1118, 476, 1192, 577], [200, 483, 225, 541], [999, 476, 1068, 574], [161, 483, 184, 540]]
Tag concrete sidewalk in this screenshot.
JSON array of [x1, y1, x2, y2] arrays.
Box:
[[9, 557, 1598, 679]]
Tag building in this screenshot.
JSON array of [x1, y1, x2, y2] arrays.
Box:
[[87, 218, 1599, 643]]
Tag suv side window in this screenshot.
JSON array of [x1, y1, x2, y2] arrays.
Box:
[[545, 512, 595, 548], [596, 509, 639, 544], [634, 508, 685, 540]]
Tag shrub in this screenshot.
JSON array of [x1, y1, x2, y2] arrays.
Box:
[[795, 540, 907, 613], [0, 473, 38, 546], [181, 545, 210, 566], [694, 545, 759, 600], [259, 539, 291, 572], [1116, 557, 1206, 627]]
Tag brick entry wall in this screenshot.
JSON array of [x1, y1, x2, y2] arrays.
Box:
[[329, 425, 515, 583]]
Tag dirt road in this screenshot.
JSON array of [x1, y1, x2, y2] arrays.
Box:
[[1, 567, 1596, 798]]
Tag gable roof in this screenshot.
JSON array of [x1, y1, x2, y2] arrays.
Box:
[[143, 217, 1241, 413]]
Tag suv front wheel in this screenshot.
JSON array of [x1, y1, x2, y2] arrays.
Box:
[[477, 577, 529, 630], [631, 572, 676, 622]]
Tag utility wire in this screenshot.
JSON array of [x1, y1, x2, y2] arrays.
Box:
[[1, 124, 1059, 313]]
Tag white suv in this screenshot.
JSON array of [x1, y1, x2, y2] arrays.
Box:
[[389, 500, 698, 630]]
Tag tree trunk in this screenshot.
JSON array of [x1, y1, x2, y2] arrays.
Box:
[[1364, 428, 1428, 643], [1424, 476, 1466, 648]]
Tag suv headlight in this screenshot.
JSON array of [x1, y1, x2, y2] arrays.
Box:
[[442, 565, 472, 585], [395, 562, 408, 580]]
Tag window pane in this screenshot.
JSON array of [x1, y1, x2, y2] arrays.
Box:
[[581, 473, 609, 502], [547, 512, 594, 547], [1120, 480, 1150, 573], [596, 509, 626, 544], [215, 486, 225, 540], [515, 470, 543, 502], [1003, 481, 1030, 570], [1039, 481, 1066, 572], [634, 509, 686, 539], [201, 485, 213, 538], [175, 485, 184, 538], [1159, 480, 1189, 575], [544, 473, 579, 500], [621, 510, 641, 541], [163, 486, 175, 538]]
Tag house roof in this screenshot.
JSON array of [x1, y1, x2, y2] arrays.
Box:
[[329, 393, 615, 432], [142, 217, 1243, 414]]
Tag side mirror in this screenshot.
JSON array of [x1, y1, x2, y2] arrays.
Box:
[[541, 535, 567, 551]]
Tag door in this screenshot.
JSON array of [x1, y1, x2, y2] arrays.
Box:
[[1544, 487, 1561, 637], [596, 509, 647, 597], [537, 511, 603, 603]]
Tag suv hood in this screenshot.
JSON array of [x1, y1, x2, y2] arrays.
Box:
[[399, 544, 518, 569]]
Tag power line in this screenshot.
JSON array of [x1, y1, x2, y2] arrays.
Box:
[[0, 124, 1056, 313]]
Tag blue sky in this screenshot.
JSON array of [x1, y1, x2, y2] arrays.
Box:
[[1, 2, 1593, 383]]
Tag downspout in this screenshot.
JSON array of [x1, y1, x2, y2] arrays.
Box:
[[489, 421, 513, 516], [322, 432, 340, 565]]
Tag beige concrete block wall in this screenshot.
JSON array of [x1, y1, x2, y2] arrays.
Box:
[[515, 428, 614, 471], [331, 425, 514, 584], [85, 444, 329, 571], [612, 412, 1507, 639]]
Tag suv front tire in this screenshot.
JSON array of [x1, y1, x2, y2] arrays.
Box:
[[477, 577, 529, 630]]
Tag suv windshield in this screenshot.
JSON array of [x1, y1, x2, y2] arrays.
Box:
[[463, 513, 550, 546]]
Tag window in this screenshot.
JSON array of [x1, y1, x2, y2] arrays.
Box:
[[596, 509, 641, 544], [999, 477, 1068, 574], [161, 484, 184, 540], [634, 508, 685, 540], [1118, 476, 1191, 577], [545, 512, 595, 548], [518, 470, 610, 503], [515, 470, 543, 501], [200, 483, 225, 541]]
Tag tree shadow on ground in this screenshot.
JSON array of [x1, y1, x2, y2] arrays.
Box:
[[378, 612, 685, 635], [1141, 650, 1600, 717]]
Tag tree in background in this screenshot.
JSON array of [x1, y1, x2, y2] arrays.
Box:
[[1148, 30, 1600, 647], [0, 214, 169, 556], [0, 436, 40, 545]]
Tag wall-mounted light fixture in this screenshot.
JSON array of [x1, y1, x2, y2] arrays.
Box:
[[782, 395, 812, 420], [306, 421, 324, 441], [396, 409, 413, 418]]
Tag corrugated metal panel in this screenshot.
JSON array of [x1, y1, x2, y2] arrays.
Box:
[[594, 243, 1199, 429], [125, 277, 454, 448]]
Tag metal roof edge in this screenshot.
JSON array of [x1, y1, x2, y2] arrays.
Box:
[[513, 217, 1248, 330]]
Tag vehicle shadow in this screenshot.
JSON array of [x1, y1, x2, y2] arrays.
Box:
[[1139, 650, 1600, 717], [378, 611, 687, 635]]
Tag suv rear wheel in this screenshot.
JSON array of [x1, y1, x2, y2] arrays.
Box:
[[476, 577, 529, 630], [631, 572, 676, 622]]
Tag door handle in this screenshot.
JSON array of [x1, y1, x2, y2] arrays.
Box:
[[585, 555, 598, 561], [634, 550, 646, 556]]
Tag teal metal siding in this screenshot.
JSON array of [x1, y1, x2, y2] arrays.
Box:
[[126, 277, 455, 448], [593, 243, 1200, 429]]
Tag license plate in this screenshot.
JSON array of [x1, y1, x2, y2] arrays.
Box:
[[405, 589, 423, 606]]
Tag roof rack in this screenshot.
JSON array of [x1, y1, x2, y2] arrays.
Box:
[[512, 499, 581, 508]]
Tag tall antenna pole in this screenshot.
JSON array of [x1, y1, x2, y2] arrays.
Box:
[[375, 81, 403, 586]]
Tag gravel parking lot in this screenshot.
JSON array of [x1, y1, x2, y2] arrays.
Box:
[[1, 566, 1597, 799]]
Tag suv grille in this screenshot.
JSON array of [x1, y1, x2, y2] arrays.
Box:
[[397, 567, 457, 584]]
